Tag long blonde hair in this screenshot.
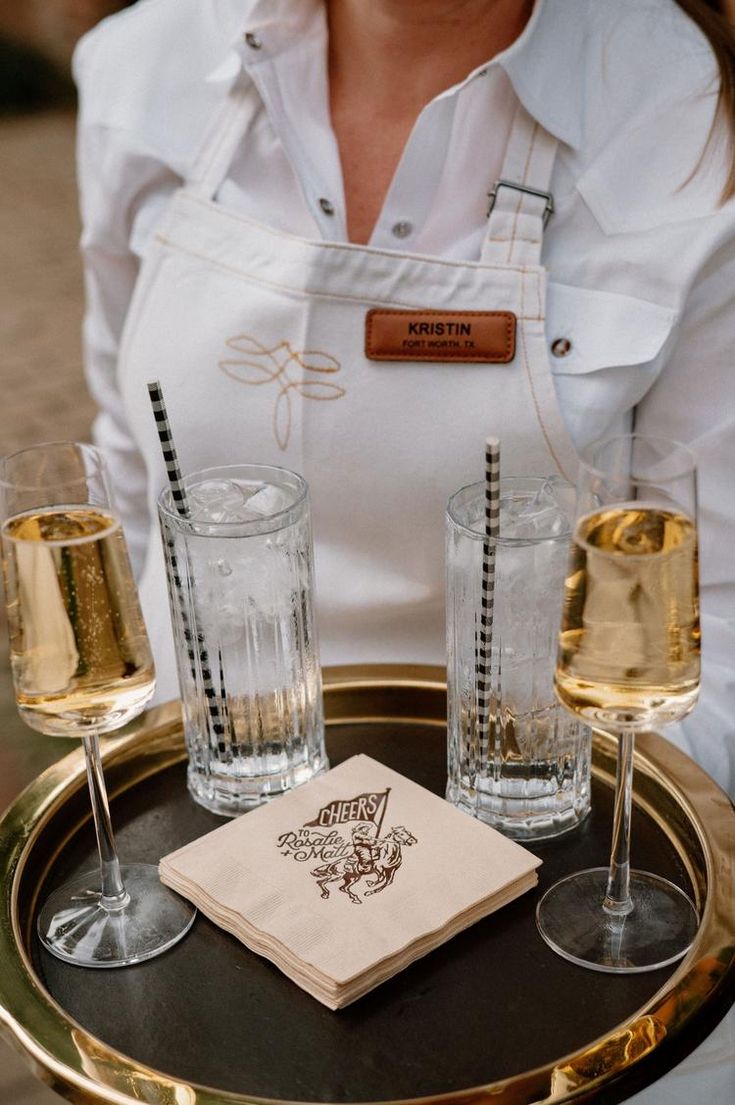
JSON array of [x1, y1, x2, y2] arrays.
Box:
[[674, 0, 735, 199]]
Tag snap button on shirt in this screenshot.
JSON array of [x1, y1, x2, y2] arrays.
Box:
[[244, 32, 262, 50], [319, 198, 335, 216], [391, 221, 413, 239], [551, 337, 572, 357]]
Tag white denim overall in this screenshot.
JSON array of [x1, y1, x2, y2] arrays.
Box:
[[117, 83, 580, 702]]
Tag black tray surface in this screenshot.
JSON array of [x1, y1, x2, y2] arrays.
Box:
[[31, 719, 703, 1104]]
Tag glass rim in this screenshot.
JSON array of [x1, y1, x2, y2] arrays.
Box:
[[156, 462, 308, 535], [446, 474, 573, 545], [0, 441, 106, 493], [580, 432, 697, 484]]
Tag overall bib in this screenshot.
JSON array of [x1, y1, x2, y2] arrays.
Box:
[[117, 83, 580, 702]]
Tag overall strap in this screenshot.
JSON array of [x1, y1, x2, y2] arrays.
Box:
[[481, 101, 558, 268], [189, 81, 257, 201]]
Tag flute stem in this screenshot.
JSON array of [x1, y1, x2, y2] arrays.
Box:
[[603, 728, 635, 915], [82, 732, 129, 909]]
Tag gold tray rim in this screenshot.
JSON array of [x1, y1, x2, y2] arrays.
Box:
[[0, 662, 733, 1105]]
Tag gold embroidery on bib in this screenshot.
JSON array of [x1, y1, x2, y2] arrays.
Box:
[[219, 335, 346, 450]]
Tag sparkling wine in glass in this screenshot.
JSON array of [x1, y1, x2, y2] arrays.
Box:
[[536, 433, 700, 972], [1, 442, 195, 967]]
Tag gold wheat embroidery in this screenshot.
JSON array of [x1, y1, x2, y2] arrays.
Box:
[[219, 335, 346, 450]]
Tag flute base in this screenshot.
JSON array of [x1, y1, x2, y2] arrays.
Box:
[[536, 867, 699, 973], [38, 864, 196, 968]]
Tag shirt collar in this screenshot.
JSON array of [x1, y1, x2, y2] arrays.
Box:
[[206, 0, 583, 150], [500, 0, 585, 150], [206, 0, 323, 84]]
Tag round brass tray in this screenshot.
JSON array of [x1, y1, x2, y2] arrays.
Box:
[[0, 664, 733, 1105]]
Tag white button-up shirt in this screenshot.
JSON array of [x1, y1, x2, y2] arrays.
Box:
[[74, 0, 734, 800]]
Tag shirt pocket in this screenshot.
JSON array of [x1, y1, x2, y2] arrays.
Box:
[[545, 282, 678, 451]]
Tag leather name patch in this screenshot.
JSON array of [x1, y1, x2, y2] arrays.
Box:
[[365, 309, 516, 363]]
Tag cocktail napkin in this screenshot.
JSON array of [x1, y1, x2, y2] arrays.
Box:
[[160, 754, 541, 1008]]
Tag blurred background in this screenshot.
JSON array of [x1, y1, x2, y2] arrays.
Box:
[[0, 1, 126, 456]]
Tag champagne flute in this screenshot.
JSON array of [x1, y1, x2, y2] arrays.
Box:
[[0, 442, 195, 967], [536, 433, 700, 972]]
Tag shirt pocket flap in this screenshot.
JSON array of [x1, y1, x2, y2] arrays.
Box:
[[546, 283, 677, 375]]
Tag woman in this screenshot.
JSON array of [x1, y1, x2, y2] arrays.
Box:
[[73, 2, 735, 1097], [74, 0, 734, 796]]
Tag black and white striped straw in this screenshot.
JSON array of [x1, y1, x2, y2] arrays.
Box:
[[477, 437, 501, 763], [147, 381, 190, 518], [147, 380, 227, 741]]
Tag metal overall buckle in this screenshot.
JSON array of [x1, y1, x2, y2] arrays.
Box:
[[486, 180, 555, 226]]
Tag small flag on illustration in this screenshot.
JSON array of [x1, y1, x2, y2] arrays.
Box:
[[303, 788, 391, 832]]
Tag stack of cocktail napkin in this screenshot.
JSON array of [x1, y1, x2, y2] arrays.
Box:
[[160, 755, 540, 1009]]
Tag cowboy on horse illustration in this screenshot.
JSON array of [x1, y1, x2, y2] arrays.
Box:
[[310, 820, 418, 905]]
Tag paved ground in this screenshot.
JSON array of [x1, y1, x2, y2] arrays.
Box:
[[0, 108, 95, 1105], [0, 110, 95, 453]]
